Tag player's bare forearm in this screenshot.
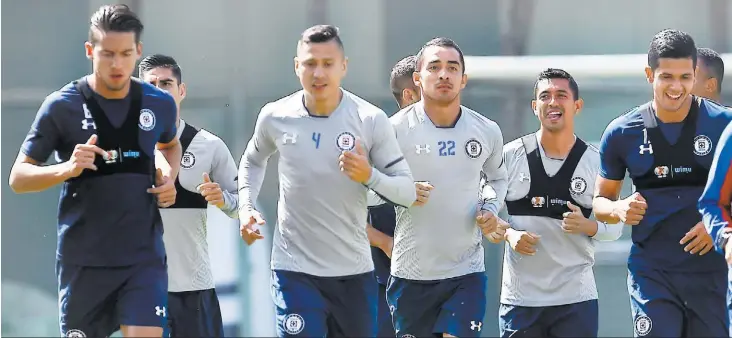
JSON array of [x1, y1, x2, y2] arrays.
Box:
[[367, 168, 417, 208], [8, 154, 71, 193], [156, 139, 182, 181], [592, 176, 623, 224], [367, 223, 392, 250]]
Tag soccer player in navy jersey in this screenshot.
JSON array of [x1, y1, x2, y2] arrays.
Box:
[[593, 29, 732, 337], [692, 47, 724, 104], [366, 54, 420, 338], [8, 5, 180, 338]]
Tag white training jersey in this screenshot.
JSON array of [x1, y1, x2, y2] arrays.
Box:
[[500, 133, 623, 306], [160, 120, 239, 292], [389, 101, 508, 281], [238, 89, 416, 277]]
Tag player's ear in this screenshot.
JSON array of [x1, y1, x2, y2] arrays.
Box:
[[644, 66, 654, 84], [412, 71, 421, 88], [178, 82, 187, 101], [460, 72, 468, 90], [574, 97, 584, 115], [85, 41, 93, 60], [706, 77, 718, 94], [342, 56, 349, 76], [293, 57, 300, 76], [531, 100, 538, 115], [136, 41, 143, 59]]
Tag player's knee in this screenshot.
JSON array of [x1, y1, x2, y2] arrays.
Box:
[[120, 325, 163, 338]]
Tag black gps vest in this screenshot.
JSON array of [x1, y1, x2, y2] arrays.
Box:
[[168, 123, 209, 209]]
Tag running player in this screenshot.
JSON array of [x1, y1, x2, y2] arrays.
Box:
[[499, 68, 623, 337], [593, 29, 732, 337], [385, 37, 508, 338], [367, 54, 420, 338], [692, 47, 724, 103], [237, 25, 416, 337], [140, 54, 238, 337], [8, 5, 180, 337]]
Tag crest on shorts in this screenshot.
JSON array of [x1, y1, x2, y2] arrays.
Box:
[[181, 151, 196, 169], [66, 329, 86, 338], [283, 313, 305, 335], [465, 139, 483, 159], [634, 315, 652, 336], [139, 109, 156, 131], [336, 132, 356, 151], [569, 177, 587, 195], [693, 135, 712, 156]]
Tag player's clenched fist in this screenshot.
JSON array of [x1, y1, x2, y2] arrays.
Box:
[[614, 192, 647, 225], [476, 209, 498, 235], [339, 138, 373, 183], [412, 181, 434, 206], [506, 229, 541, 256], [64, 134, 107, 177], [198, 172, 224, 208], [485, 216, 510, 244], [148, 168, 177, 208], [240, 209, 265, 245], [562, 201, 596, 235]]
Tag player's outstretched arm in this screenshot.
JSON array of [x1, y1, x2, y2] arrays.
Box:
[[208, 138, 240, 219], [698, 121, 732, 254], [9, 153, 78, 193], [366, 112, 416, 208]]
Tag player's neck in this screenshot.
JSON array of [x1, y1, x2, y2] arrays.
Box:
[[653, 95, 693, 123], [304, 90, 343, 116], [87, 74, 130, 100], [422, 98, 461, 127], [537, 128, 576, 159]]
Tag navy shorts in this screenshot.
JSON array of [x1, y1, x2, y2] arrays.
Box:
[[271, 269, 378, 337], [387, 272, 487, 338], [376, 282, 395, 337], [628, 267, 728, 337], [167, 288, 224, 337], [57, 258, 168, 337], [498, 300, 598, 337]]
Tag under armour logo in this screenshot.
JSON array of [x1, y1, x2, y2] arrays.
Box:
[[415, 144, 430, 154], [638, 144, 653, 155], [155, 306, 166, 317], [282, 132, 297, 144], [81, 119, 96, 130], [470, 320, 482, 331]]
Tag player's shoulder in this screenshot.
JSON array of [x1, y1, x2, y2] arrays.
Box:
[[259, 90, 305, 119], [581, 138, 601, 162], [196, 128, 230, 150], [603, 101, 649, 136], [388, 103, 416, 126], [503, 133, 532, 159], [138, 78, 175, 107], [44, 82, 80, 107], [700, 97, 732, 121], [461, 105, 501, 132], [342, 89, 388, 120]]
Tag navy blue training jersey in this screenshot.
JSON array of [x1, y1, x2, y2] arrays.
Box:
[[21, 77, 177, 266], [599, 97, 732, 272]]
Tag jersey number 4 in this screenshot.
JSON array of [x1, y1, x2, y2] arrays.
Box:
[[438, 140, 456, 156]]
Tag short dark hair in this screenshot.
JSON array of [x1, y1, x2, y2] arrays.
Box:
[[88, 4, 144, 45], [390, 55, 418, 104], [416, 37, 466, 74], [698, 47, 725, 93], [533, 68, 580, 100], [647, 29, 697, 70], [139, 54, 182, 84], [298, 25, 344, 51]]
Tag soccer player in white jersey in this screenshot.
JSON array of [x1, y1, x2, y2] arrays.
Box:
[[367, 54, 420, 338], [139, 54, 238, 337], [384, 37, 508, 338], [237, 25, 416, 337], [498, 68, 623, 337]]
